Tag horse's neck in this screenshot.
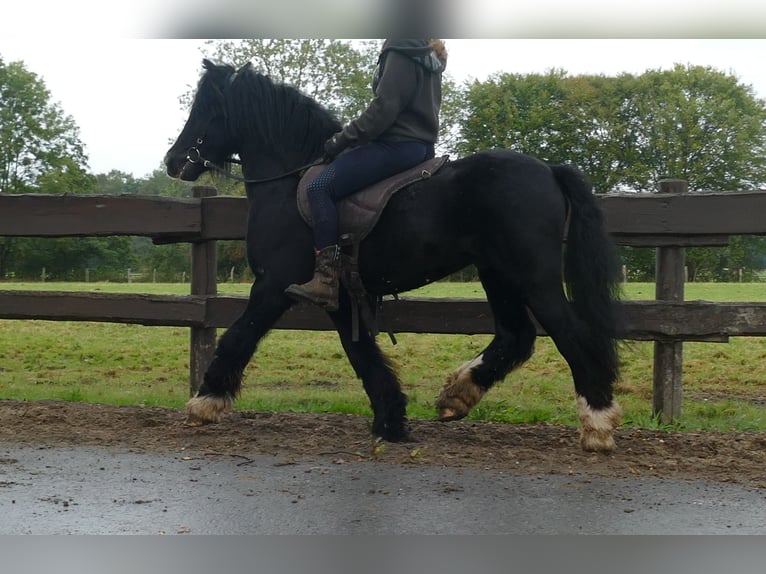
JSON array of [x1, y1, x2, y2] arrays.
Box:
[[240, 149, 298, 178], [243, 174, 300, 208], [238, 151, 303, 200]]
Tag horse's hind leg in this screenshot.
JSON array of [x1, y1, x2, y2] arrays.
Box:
[[526, 286, 622, 452], [186, 280, 290, 425], [436, 269, 537, 421], [329, 295, 409, 442]]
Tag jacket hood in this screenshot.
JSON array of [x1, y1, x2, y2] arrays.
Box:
[[381, 39, 446, 73]]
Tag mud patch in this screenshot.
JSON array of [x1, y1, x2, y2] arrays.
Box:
[[1, 399, 764, 489]]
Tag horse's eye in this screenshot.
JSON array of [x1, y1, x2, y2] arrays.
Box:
[[197, 138, 204, 145]]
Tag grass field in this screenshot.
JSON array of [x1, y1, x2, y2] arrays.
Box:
[[1, 281, 765, 432]]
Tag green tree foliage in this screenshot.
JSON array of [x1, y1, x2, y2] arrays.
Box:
[[37, 158, 97, 196], [12, 236, 135, 281], [94, 170, 141, 195], [458, 71, 648, 194], [624, 66, 766, 280], [628, 64, 766, 192], [459, 70, 568, 158], [0, 58, 88, 194], [457, 65, 766, 193], [0, 57, 105, 279], [433, 73, 463, 156]]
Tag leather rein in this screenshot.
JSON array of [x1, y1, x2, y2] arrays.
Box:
[[185, 143, 323, 185]]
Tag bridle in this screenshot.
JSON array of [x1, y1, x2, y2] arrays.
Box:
[[185, 141, 324, 184]]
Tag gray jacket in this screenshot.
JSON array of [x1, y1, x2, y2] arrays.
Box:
[[334, 39, 446, 149]]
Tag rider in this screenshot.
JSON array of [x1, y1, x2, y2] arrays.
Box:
[[285, 39, 448, 311]]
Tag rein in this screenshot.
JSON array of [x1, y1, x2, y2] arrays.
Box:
[[186, 146, 324, 184]]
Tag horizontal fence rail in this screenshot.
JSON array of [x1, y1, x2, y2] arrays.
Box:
[[4, 190, 766, 243], [2, 186, 766, 422], [3, 291, 766, 342]]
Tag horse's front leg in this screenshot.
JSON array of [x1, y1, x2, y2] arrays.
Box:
[[329, 294, 410, 442], [186, 280, 290, 425]]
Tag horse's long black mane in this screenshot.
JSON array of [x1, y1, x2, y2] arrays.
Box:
[[221, 62, 342, 161]]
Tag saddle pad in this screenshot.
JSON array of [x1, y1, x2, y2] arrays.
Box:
[[297, 155, 449, 242]]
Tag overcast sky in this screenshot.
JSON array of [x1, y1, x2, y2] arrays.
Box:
[[2, 36, 765, 177]]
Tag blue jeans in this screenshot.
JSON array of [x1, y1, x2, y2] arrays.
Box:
[[307, 140, 433, 249]]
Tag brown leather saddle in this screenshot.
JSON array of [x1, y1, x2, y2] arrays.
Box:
[[295, 155, 450, 342], [296, 155, 449, 242]]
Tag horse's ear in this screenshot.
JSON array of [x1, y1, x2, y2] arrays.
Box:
[[202, 59, 215, 70]]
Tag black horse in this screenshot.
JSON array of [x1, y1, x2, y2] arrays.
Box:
[[165, 59, 624, 452]]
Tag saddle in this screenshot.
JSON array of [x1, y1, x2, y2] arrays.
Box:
[[296, 155, 449, 241], [296, 155, 450, 342]]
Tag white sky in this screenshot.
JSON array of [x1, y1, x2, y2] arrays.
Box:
[[1, 35, 765, 177]]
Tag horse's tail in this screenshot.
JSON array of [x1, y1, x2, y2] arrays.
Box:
[[551, 164, 623, 377]]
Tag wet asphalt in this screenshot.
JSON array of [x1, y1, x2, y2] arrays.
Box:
[[1, 445, 765, 534]]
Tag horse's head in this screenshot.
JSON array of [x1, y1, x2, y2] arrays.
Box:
[[165, 59, 237, 181]]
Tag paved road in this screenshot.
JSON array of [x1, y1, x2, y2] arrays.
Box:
[[1, 445, 765, 534]]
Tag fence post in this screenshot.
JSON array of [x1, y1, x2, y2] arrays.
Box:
[[189, 186, 218, 396], [653, 178, 688, 423]]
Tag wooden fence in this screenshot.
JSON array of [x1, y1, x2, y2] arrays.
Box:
[[2, 182, 766, 422]]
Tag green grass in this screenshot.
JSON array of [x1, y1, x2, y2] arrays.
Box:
[[3, 279, 764, 301], [1, 280, 765, 432]]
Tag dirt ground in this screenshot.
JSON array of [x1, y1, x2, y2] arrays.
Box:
[[1, 399, 765, 490]]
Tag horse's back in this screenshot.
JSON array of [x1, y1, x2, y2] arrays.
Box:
[[357, 148, 569, 292], [453, 149, 560, 186], [447, 149, 568, 222]]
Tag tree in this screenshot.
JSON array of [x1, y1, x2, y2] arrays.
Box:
[[457, 66, 766, 193], [0, 58, 95, 278], [458, 70, 638, 195], [94, 170, 142, 195], [628, 64, 766, 192], [458, 70, 570, 160], [12, 236, 135, 281], [625, 65, 766, 280], [553, 73, 644, 194], [0, 58, 88, 194]]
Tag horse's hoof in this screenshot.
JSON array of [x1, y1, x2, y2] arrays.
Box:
[[372, 418, 412, 443], [386, 431, 414, 443], [186, 394, 232, 425], [580, 432, 616, 452], [576, 396, 622, 452], [435, 382, 484, 421], [184, 414, 212, 427], [437, 407, 467, 422], [435, 359, 487, 421]]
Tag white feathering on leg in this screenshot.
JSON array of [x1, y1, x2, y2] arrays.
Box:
[[186, 394, 233, 425], [576, 395, 622, 452], [436, 354, 486, 420]]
